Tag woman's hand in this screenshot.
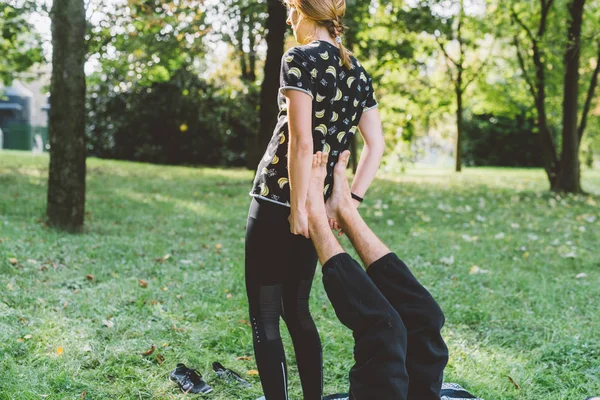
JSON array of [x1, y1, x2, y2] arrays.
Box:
[[289, 208, 310, 238]]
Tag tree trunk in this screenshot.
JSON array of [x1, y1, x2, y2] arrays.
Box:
[[247, 0, 286, 169], [47, 0, 87, 232], [578, 44, 600, 144], [534, 50, 559, 189], [555, 0, 585, 193], [455, 79, 463, 172]]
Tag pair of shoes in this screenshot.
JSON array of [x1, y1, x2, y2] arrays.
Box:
[[213, 361, 252, 388], [170, 363, 213, 394]]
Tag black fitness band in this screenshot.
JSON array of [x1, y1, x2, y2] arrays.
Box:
[[351, 193, 364, 203]]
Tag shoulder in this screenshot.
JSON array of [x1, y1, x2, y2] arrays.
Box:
[[282, 44, 319, 65]]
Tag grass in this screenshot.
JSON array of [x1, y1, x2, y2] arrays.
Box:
[[1, 150, 599, 400]]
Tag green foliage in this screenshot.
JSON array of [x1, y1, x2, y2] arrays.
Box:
[[0, 2, 45, 84], [463, 112, 541, 167], [1, 153, 600, 399], [86, 68, 258, 166], [86, 0, 209, 87]]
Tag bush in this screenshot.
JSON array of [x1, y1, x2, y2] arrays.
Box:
[[463, 113, 542, 167], [86, 69, 258, 167]]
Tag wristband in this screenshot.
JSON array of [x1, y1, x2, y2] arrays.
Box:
[[351, 193, 364, 203]]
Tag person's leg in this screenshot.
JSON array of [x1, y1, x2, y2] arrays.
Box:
[[329, 151, 449, 400], [306, 153, 409, 400], [245, 198, 293, 400], [281, 236, 323, 400]]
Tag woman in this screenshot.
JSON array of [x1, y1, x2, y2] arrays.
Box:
[[245, 0, 384, 398]]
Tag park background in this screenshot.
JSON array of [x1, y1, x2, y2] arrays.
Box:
[[1, 0, 599, 399]]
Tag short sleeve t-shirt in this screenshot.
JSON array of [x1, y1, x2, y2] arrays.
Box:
[[250, 39, 378, 207]]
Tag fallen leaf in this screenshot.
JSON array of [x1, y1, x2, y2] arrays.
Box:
[[226, 293, 233, 299], [86, 274, 95, 281], [215, 243, 223, 250], [236, 356, 252, 361], [247, 370, 259, 376], [172, 324, 186, 332], [575, 273, 588, 279], [154, 254, 171, 263], [439, 255, 455, 266], [562, 251, 577, 259], [9, 258, 17, 265], [156, 354, 165, 364], [80, 390, 86, 399], [239, 319, 251, 327], [102, 319, 114, 329], [507, 376, 520, 390], [138, 279, 148, 288], [142, 344, 156, 356], [57, 346, 64, 356], [24, 334, 32, 340], [469, 265, 489, 275]]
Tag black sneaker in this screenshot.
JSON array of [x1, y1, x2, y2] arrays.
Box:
[[212, 361, 251, 388], [170, 363, 213, 394]]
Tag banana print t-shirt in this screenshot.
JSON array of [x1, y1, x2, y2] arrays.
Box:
[[250, 39, 378, 207]]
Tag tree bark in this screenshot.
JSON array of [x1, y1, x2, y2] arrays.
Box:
[[578, 43, 600, 144], [47, 0, 87, 232], [555, 0, 586, 192], [511, 0, 558, 189], [247, 0, 286, 169], [455, 79, 463, 172]]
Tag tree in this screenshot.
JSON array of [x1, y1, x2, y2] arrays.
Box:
[[427, 0, 493, 172], [247, 0, 287, 169], [46, 0, 87, 232], [511, 0, 600, 192]]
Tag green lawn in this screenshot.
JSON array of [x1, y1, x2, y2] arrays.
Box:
[[1, 150, 599, 400]]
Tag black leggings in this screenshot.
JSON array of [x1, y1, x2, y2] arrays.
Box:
[[245, 198, 322, 400], [322, 253, 448, 400]]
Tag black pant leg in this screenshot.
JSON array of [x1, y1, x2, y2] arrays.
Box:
[[281, 234, 322, 400], [322, 253, 409, 400], [367, 253, 449, 400], [245, 198, 323, 400]]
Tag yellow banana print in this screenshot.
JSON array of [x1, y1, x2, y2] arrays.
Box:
[[334, 88, 342, 101], [315, 124, 327, 135], [288, 67, 302, 79], [311, 68, 318, 78], [278, 177, 289, 188], [323, 184, 330, 195], [353, 99, 359, 107], [315, 109, 325, 118], [285, 55, 294, 63], [337, 131, 346, 143], [331, 111, 338, 122], [322, 142, 331, 154], [260, 183, 269, 196], [316, 93, 325, 102], [347, 76, 356, 88], [319, 51, 329, 60], [271, 155, 279, 165], [360, 72, 367, 82], [326, 66, 337, 78], [279, 133, 285, 144]]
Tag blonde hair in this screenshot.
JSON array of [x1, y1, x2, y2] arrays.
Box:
[[287, 0, 353, 69]]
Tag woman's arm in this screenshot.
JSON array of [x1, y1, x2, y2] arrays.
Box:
[[351, 107, 385, 206], [285, 89, 314, 238]]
